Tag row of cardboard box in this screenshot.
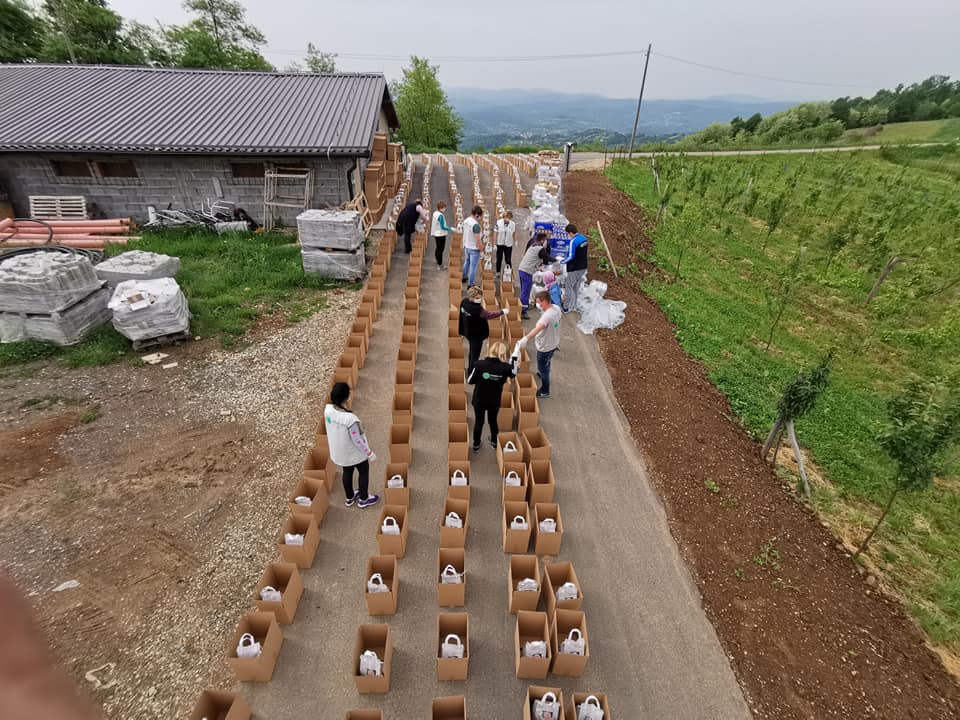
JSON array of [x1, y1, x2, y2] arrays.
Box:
[[365, 134, 404, 222]]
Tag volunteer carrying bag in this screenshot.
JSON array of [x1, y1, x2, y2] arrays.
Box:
[[441, 564, 463, 584], [387, 474, 405, 489], [523, 640, 547, 658], [556, 581, 578, 601], [516, 577, 539, 592], [539, 518, 557, 534], [510, 515, 529, 531], [236, 633, 262, 659], [450, 469, 468, 486], [283, 533, 304, 546], [560, 628, 585, 656], [367, 573, 389, 594], [381, 516, 400, 535], [577, 695, 605, 720], [534, 691, 560, 720], [293, 495, 312, 506], [259, 586, 282, 603], [504, 470, 522, 487], [444, 512, 463, 529], [359, 650, 383, 676], [441, 634, 465, 659]]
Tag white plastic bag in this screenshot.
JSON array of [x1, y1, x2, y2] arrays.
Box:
[[576, 279, 627, 335], [441, 634, 465, 659], [556, 582, 578, 601], [293, 495, 312, 506], [510, 515, 529, 531], [236, 633, 262, 659], [523, 640, 547, 658], [444, 512, 463, 529], [440, 564, 462, 584], [450, 469, 468, 486], [560, 628, 585, 656], [502, 441, 519, 456], [367, 573, 389, 594], [381, 516, 400, 535], [503, 266, 513, 284], [504, 471, 522, 487], [359, 650, 383, 676], [577, 695, 604, 720], [516, 577, 539, 592], [259, 586, 282, 603], [284, 533, 304, 546], [534, 691, 561, 720], [386, 474, 405, 489], [539, 518, 557, 534]]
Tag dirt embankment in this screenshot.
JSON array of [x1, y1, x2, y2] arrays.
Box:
[[564, 170, 960, 720]]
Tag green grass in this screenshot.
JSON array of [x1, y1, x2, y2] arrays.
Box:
[[845, 118, 960, 145], [0, 228, 343, 368], [606, 147, 960, 651]]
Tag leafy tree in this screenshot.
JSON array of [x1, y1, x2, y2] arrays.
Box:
[[0, 0, 45, 62], [762, 245, 804, 350], [166, 0, 271, 70], [854, 378, 960, 557], [743, 112, 762, 133], [391, 56, 463, 151], [304, 43, 335, 72], [125, 21, 172, 66], [40, 0, 143, 64]]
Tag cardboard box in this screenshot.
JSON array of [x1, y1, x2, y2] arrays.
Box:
[[357, 302, 375, 325], [522, 686, 565, 720], [403, 297, 418, 312], [389, 424, 412, 465], [437, 612, 470, 681], [448, 368, 465, 386], [515, 372, 536, 399], [346, 710, 383, 720], [502, 461, 528, 504], [521, 426, 551, 463], [304, 444, 335, 493], [345, 333, 366, 369], [362, 289, 380, 311], [503, 501, 532, 553], [514, 611, 551, 679], [497, 432, 523, 475], [551, 609, 589, 677], [448, 355, 466, 375], [254, 562, 303, 624], [439, 496, 469, 548], [438, 547, 466, 607], [449, 289, 462, 307], [533, 503, 564, 556], [498, 390, 515, 431], [351, 318, 370, 344], [392, 391, 413, 427], [190, 689, 250, 720], [528, 460, 556, 505], [449, 342, 465, 360], [517, 394, 540, 431], [288, 476, 329, 525], [404, 285, 420, 301], [353, 623, 393, 694], [543, 560, 583, 618], [401, 328, 417, 345], [403, 310, 419, 331], [447, 460, 471, 501], [384, 462, 410, 507], [395, 359, 415, 379], [509, 554, 541, 614], [277, 513, 320, 569], [564, 693, 611, 720], [448, 422, 469, 463], [432, 695, 467, 720], [397, 344, 416, 365], [365, 554, 399, 616], [227, 611, 283, 682], [376, 505, 409, 558]]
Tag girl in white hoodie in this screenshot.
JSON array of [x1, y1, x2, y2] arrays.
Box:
[[324, 382, 380, 508]]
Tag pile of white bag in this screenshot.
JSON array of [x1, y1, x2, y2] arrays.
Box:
[[575, 280, 627, 335], [95, 250, 180, 287], [108, 277, 190, 341], [298, 210, 366, 280]]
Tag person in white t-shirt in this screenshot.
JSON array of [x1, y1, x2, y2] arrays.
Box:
[[516, 290, 562, 399], [431, 201, 456, 268], [494, 211, 516, 273], [460, 205, 484, 286]]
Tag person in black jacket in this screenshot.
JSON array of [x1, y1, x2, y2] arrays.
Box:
[[467, 341, 519, 451], [396, 198, 426, 253], [459, 285, 509, 373]]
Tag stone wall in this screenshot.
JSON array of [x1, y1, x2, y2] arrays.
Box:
[[0, 154, 357, 226]]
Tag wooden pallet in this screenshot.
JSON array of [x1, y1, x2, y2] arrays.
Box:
[[28, 195, 88, 220], [132, 329, 191, 351]]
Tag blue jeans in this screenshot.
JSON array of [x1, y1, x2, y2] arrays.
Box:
[[519, 270, 534, 309], [537, 348, 556, 394], [461, 249, 481, 285]]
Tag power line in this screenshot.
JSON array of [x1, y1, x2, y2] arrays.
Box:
[[652, 51, 867, 89]]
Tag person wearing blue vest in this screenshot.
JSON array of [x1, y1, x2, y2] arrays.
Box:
[[561, 224, 589, 314]]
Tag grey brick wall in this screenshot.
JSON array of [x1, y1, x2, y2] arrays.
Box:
[[0, 153, 356, 226]]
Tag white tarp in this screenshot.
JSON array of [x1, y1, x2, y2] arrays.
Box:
[[109, 277, 190, 341]]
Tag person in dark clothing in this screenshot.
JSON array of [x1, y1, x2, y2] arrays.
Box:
[[459, 285, 509, 373], [561, 223, 589, 313], [467, 341, 519, 451], [396, 198, 426, 254]]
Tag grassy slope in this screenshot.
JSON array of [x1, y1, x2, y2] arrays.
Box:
[[606, 148, 960, 650], [0, 229, 341, 368]]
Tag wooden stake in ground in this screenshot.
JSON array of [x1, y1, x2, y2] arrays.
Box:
[[596, 222, 618, 278]]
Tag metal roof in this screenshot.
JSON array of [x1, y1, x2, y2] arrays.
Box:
[[0, 64, 399, 156]]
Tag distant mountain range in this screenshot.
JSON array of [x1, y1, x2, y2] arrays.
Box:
[[447, 89, 796, 150]]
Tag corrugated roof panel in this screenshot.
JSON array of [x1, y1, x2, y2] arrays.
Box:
[[0, 64, 398, 155]]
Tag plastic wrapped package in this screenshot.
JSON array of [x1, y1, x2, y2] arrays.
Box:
[[0, 286, 111, 345], [297, 210, 363, 251], [301, 247, 366, 280], [0, 253, 102, 313], [95, 250, 181, 287], [576, 280, 627, 335], [108, 278, 190, 341]]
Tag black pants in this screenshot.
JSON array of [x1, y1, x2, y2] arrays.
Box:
[[467, 336, 485, 374], [496, 245, 512, 272], [473, 403, 499, 446], [433, 235, 447, 266], [399, 230, 413, 253], [342, 459, 370, 500]]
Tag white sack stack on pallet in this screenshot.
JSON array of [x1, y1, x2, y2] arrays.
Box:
[[297, 209, 367, 280], [95, 250, 181, 287], [109, 278, 190, 341]]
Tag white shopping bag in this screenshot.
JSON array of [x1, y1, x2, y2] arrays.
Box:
[[441, 634, 465, 659], [293, 495, 312, 506], [440, 564, 463, 584], [503, 266, 513, 284], [534, 691, 561, 720], [516, 577, 539, 592], [359, 650, 383, 676], [367, 573, 389, 594], [236, 633, 262, 659], [523, 640, 547, 658], [560, 628, 585, 656], [510, 515, 529, 531], [284, 533, 304, 546], [504, 471, 522, 487], [444, 512, 463, 529], [259, 586, 282, 603], [556, 582, 578, 601], [539, 518, 557, 534], [386, 474, 405, 489], [381, 516, 400, 535], [450, 469, 468, 486], [502, 441, 520, 456], [577, 695, 605, 720]]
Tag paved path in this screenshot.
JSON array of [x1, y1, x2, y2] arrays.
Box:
[[243, 159, 750, 719]]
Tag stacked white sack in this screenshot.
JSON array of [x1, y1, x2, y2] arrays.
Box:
[[109, 278, 190, 341]]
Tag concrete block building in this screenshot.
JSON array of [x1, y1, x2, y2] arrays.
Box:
[[0, 64, 399, 226]]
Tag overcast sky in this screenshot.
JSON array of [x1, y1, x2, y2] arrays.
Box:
[[109, 0, 959, 101]]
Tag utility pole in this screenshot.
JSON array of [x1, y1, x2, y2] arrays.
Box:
[[627, 44, 652, 160]]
